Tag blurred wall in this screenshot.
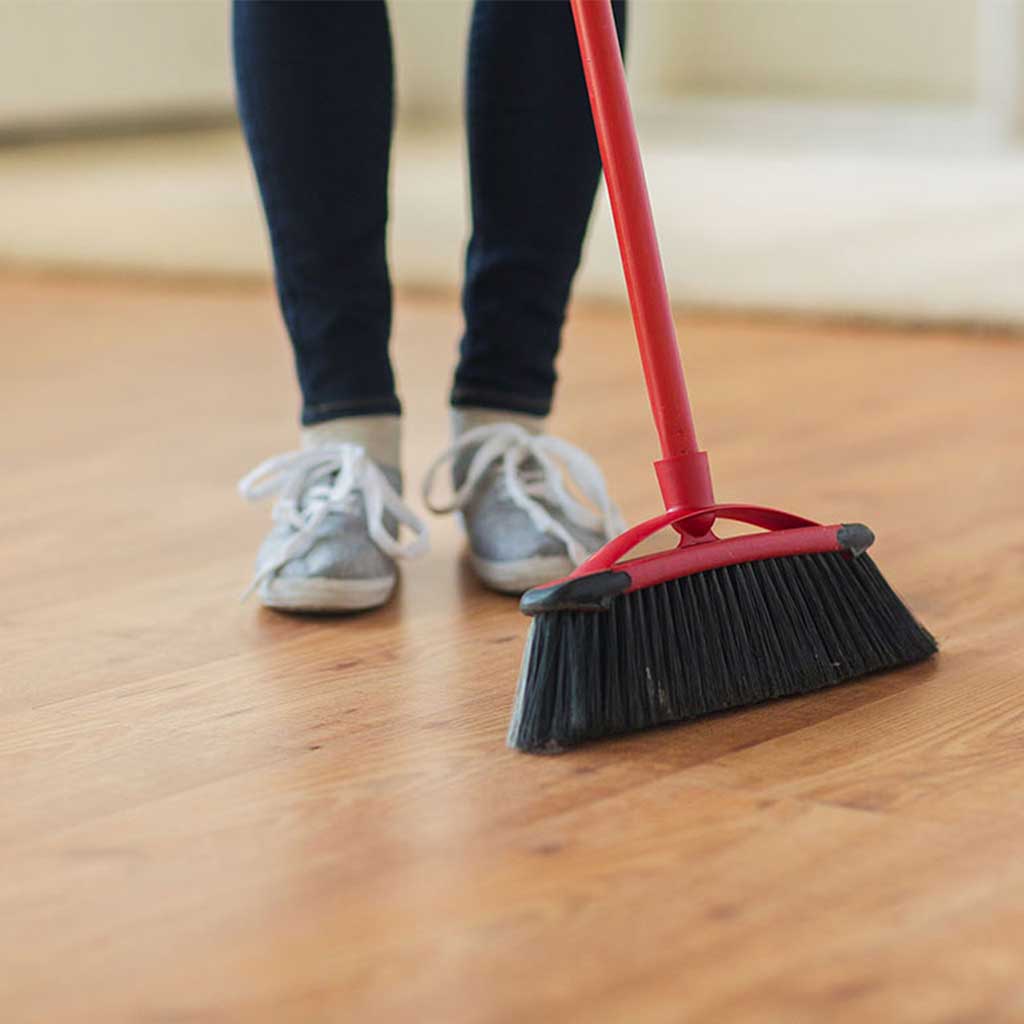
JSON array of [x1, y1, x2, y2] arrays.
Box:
[[1, 1, 1017, 139], [666, 0, 978, 103], [0, 0, 474, 133], [0, 1, 232, 130]]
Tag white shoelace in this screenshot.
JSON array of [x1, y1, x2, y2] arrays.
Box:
[[421, 423, 624, 566], [238, 443, 428, 598]]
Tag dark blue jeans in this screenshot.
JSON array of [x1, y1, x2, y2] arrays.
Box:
[[233, 0, 626, 425]]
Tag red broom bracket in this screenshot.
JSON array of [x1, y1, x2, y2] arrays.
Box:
[[575, 502, 829, 576]]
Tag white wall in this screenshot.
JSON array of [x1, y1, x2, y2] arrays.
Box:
[[0, 1, 233, 130], [666, 0, 979, 103], [2, 0, 1019, 145]]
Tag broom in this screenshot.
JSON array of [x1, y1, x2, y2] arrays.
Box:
[[507, 0, 937, 753]]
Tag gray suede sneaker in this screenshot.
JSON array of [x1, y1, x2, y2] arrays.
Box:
[[239, 443, 428, 612], [422, 420, 623, 595]]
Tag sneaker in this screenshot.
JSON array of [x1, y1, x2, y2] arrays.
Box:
[[238, 443, 428, 612], [422, 420, 623, 594]]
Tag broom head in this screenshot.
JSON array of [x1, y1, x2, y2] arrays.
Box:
[[508, 503, 937, 753]]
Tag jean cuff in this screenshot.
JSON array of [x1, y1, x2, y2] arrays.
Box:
[[301, 396, 402, 426], [449, 385, 551, 418]]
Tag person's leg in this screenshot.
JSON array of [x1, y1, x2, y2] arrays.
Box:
[[233, 0, 399, 428], [425, 1, 628, 595], [453, 0, 627, 417], [234, 1, 425, 612]]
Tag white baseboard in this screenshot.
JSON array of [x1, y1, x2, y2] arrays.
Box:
[[2, 125, 1023, 329]]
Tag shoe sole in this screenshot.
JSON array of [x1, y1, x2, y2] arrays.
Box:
[[259, 574, 396, 613], [469, 553, 575, 596]]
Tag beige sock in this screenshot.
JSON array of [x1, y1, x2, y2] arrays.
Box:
[[450, 406, 547, 440], [301, 414, 401, 470]]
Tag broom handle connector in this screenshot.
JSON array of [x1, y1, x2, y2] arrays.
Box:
[[570, 0, 714, 513]]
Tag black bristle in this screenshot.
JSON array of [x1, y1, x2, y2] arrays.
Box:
[[507, 552, 937, 753]]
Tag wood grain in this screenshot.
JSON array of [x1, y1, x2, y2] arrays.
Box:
[[1, 272, 1022, 1023]]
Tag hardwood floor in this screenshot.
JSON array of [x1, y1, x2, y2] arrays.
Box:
[[1, 272, 1022, 1022]]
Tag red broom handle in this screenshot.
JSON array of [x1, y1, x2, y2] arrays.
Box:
[[570, 0, 713, 513]]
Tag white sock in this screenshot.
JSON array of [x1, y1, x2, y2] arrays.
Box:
[[301, 414, 401, 470], [451, 406, 547, 440]]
